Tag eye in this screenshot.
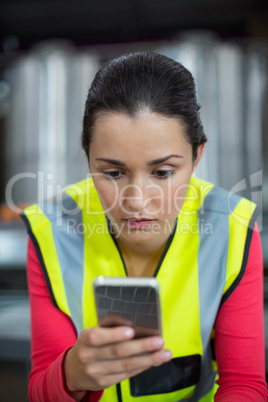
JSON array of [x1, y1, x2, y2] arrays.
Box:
[[103, 171, 123, 180], [153, 170, 175, 180]]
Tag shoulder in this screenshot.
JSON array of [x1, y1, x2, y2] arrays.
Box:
[[186, 176, 256, 222], [20, 177, 103, 231]]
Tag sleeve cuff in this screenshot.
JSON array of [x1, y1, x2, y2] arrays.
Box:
[[29, 347, 104, 402], [60, 347, 103, 402]]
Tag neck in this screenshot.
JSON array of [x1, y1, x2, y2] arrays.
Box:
[[108, 217, 177, 276], [116, 235, 170, 277]]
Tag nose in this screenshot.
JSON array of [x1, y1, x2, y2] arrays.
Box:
[[121, 179, 147, 213]]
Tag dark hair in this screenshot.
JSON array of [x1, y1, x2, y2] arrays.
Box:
[[82, 51, 207, 160]]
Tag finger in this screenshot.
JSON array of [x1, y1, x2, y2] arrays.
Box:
[[98, 348, 172, 376], [92, 336, 165, 361], [82, 326, 135, 347]]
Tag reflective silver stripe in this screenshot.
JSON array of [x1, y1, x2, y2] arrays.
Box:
[[40, 192, 84, 334], [200, 185, 241, 214], [189, 186, 241, 401]]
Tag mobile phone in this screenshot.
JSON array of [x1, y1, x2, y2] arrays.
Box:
[[93, 276, 162, 338]]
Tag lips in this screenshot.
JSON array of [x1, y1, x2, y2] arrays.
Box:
[[124, 217, 155, 228], [127, 217, 153, 221]]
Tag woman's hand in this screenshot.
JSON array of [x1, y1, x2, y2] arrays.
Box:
[[64, 326, 172, 395]]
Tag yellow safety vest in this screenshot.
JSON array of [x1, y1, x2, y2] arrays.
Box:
[[21, 176, 256, 402]]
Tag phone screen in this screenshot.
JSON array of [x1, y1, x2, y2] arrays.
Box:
[[94, 281, 161, 338]]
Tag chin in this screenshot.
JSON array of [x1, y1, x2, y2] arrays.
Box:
[[120, 230, 163, 244]]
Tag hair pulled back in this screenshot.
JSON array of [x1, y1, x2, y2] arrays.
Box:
[[82, 51, 207, 160]]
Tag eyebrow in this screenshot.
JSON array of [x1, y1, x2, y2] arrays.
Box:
[[147, 154, 183, 166], [95, 154, 183, 167]]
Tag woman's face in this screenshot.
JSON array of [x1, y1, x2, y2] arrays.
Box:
[[89, 111, 204, 250]]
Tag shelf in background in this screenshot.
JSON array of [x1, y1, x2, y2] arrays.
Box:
[[0, 222, 27, 269]]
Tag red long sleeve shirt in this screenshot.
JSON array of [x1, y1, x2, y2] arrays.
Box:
[[26, 223, 268, 401]]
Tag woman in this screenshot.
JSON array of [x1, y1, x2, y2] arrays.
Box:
[[21, 52, 267, 401]]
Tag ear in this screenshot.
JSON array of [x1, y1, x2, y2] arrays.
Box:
[[192, 143, 205, 173]]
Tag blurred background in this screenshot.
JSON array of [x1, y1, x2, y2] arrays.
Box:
[[0, 0, 268, 400]]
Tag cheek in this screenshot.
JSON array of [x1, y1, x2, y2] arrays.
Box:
[[92, 179, 120, 213], [162, 175, 192, 216]]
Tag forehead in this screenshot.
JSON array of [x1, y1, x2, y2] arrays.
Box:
[[90, 111, 190, 156]]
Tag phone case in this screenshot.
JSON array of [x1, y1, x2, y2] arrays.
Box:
[[93, 276, 162, 337]]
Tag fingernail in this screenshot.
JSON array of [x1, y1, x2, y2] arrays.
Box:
[[153, 337, 164, 348], [161, 350, 172, 361], [124, 328, 134, 338]]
